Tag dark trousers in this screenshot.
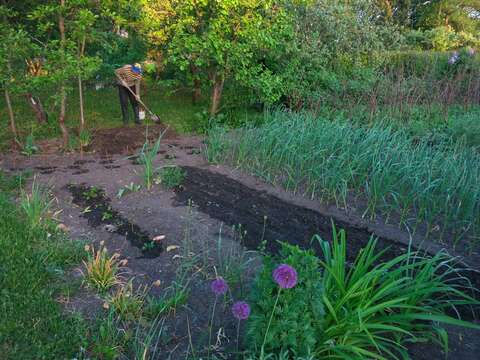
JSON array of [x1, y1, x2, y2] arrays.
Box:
[[118, 85, 140, 124]]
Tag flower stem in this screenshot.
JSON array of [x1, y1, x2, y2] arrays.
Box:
[[208, 296, 218, 359], [236, 318, 241, 353], [260, 288, 281, 357]]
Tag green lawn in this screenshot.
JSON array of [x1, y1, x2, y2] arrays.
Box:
[[0, 83, 206, 149], [0, 173, 88, 359]]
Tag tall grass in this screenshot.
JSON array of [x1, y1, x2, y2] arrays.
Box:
[[207, 110, 480, 248], [20, 176, 54, 230]]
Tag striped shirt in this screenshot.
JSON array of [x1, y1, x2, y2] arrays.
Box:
[[115, 65, 142, 95]]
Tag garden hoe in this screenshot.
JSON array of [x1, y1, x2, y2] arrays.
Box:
[[124, 85, 161, 123]]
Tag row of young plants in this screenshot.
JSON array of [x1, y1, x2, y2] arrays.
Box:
[[207, 109, 480, 249]]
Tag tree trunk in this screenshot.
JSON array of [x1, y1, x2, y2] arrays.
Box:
[[59, 0, 69, 148], [4, 88, 20, 150], [190, 64, 201, 104], [25, 93, 48, 123], [209, 72, 224, 116], [78, 36, 86, 133]]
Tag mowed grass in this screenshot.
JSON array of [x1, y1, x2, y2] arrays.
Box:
[[207, 109, 480, 248], [0, 82, 205, 149], [0, 172, 87, 359]]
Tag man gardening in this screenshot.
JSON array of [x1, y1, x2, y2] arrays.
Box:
[[115, 63, 143, 125]]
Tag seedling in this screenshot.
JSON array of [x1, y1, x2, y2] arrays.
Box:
[[21, 133, 39, 157], [117, 182, 141, 198], [83, 186, 101, 200], [142, 241, 156, 252]]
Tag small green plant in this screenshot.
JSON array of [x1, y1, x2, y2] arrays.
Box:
[[130, 316, 166, 360], [102, 208, 114, 221], [138, 134, 163, 190], [155, 166, 185, 189], [142, 241, 156, 252], [21, 133, 39, 156], [82, 186, 101, 200], [145, 283, 189, 318], [117, 182, 141, 198], [106, 280, 147, 322], [20, 177, 54, 230], [82, 244, 124, 292], [79, 129, 92, 148], [91, 310, 127, 359]]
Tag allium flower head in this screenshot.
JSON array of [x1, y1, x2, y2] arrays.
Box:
[[273, 264, 298, 289], [448, 51, 459, 65], [232, 301, 251, 320], [211, 278, 228, 296]]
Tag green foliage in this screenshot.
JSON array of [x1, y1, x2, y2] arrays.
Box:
[[313, 228, 480, 359], [246, 229, 480, 359], [20, 177, 54, 230], [247, 243, 323, 356], [207, 109, 480, 247], [21, 133, 40, 156]]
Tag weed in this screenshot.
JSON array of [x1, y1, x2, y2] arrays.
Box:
[[82, 186, 101, 200], [82, 244, 124, 292], [145, 283, 189, 318], [106, 280, 148, 322], [90, 310, 127, 359], [155, 165, 185, 189], [142, 240, 156, 252], [20, 177, 54, 230], [102, 208, 114, 221], [130, 316, 166, 360]]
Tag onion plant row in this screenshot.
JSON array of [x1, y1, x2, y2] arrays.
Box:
[[207, 110, 480, 248]]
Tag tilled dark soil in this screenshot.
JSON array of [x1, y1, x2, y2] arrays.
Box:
[[68, 184, 162, 257]]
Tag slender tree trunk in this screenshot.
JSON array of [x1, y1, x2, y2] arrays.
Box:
[[25, 93, 48, 123], [4, 88, 20, 150], [78, 36, 86, 133], [190, 63, 201, 104], [59, 0, 69, 148], [209, 72, 224, 116]]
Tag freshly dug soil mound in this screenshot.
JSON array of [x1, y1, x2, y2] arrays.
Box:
[[88, 124, 175, 155]]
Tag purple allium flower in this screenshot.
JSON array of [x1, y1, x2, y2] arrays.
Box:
[[448, 51, 459, 65], [232, 301, 251, 320], [211, 278, 228, 296], [272, 264, 298, 289]]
